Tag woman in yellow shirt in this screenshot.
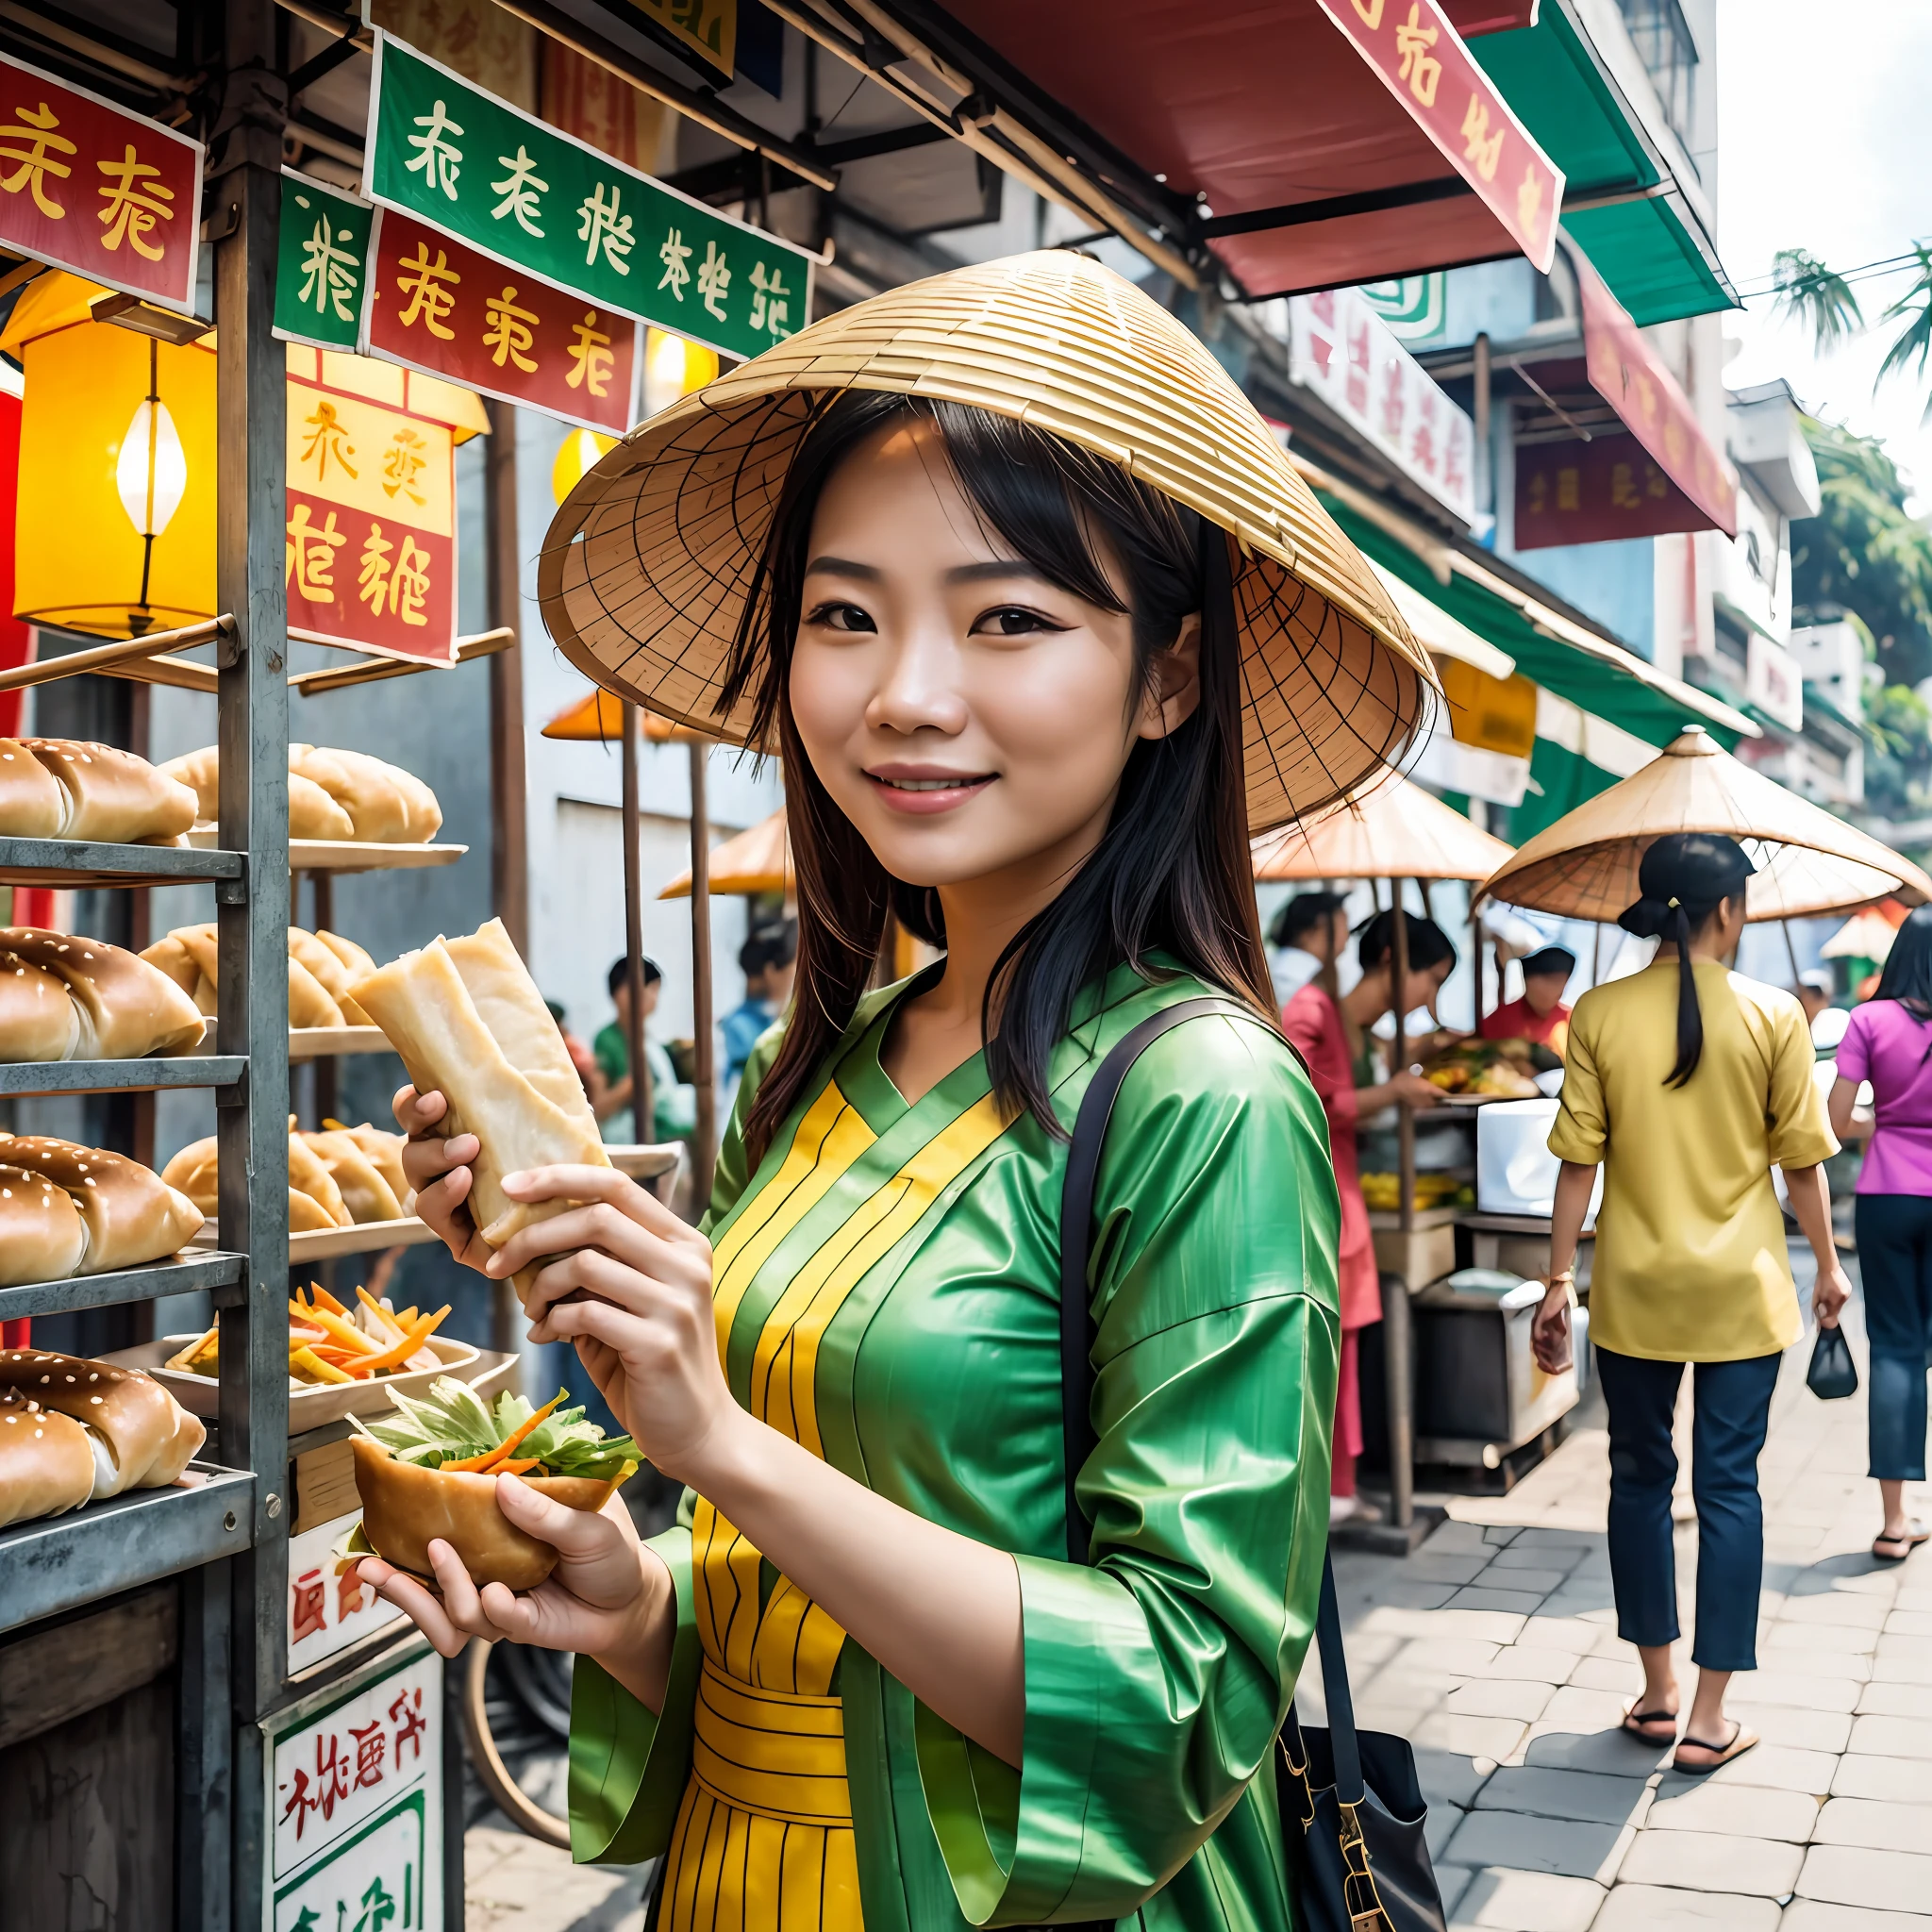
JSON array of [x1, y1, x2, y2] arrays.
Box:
[[1530, 833, 1848, 1774]]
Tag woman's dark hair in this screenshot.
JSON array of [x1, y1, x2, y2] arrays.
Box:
[[1356, 908, 1457, 977], [1872, 904, 1932, 1019], [1270, 891, 1347, 952], [716, 391, 1275, 1165], [1616, 832, 1755, 1088]]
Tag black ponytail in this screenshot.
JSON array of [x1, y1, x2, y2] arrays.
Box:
[[1616, 832, 1756, 1089]]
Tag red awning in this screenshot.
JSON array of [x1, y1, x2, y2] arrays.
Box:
[[1576, 251, 1737, 535], [945, 0, 1563, 293]]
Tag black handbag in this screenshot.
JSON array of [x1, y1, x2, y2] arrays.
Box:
[[1058, 1000, 1446, 1932], [1807, 1322, 1859, 1401]]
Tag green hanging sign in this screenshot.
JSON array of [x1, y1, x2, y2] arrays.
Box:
[[365, 32, 813, 365], [274, 169, 375, 352]]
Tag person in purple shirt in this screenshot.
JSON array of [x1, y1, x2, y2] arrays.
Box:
[[1830, 905, 1932, 1560]]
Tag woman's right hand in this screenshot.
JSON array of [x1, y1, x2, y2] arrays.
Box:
[[394, 1084, 494, 1274], [358, 1479, 675, 1709], [1391, 1069, 1443, 1108]]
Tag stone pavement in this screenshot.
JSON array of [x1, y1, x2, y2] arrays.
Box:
[[1312, 1272, 1932, 1931], [463, 1269, 1932, 1931]]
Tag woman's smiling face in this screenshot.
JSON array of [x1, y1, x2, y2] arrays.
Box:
[[787, 415, 1197, 893]]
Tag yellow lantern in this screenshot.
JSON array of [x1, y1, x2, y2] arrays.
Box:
[[641, 327, 719, 417], [552, 426, 617, 506], [5, 272, 217, 638]]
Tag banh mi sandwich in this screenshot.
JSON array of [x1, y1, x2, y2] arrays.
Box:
[[348, 1376, 637, 1591], [0, 1348, 205, 1524], [349, 918, 610, 1293]]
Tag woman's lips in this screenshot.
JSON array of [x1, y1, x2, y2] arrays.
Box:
[[863, 767, 996, 815]]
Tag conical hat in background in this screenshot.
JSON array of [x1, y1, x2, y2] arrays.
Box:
[[540, 250, 1435, 833], [1476, 726, 1932, 921], [1252, 773, 1514, 883], [660, 808, 791, 899]]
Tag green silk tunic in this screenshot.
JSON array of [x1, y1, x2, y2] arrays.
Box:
[[569, 960, 1341, 1929]]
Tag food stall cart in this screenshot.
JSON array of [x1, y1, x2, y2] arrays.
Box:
[[1255, 772, 1514, 1550]]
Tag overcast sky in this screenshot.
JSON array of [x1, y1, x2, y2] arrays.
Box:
[[1717, 0, 1932, 504]]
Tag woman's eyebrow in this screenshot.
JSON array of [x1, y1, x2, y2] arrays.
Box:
[[943, 559, 1052, 586], [804, 555, 883, 580]]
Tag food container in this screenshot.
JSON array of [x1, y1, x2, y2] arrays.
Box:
[[1412, 1268, 1580, 1463], [1475, 1097, 1602, 1224], [107, 1334, 495, 1429]]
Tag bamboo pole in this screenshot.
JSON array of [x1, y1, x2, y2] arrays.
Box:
[[1387, 883, 1417, 1532], [689, 740, 717, 1208], [621, 703, 651, 1147]]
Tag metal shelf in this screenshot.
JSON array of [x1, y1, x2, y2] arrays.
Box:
[[0, 836, 246, 888], [0, 1252, 246, 1323], [0, 1055, 244, 1096], [0, 1463, 255, 1638]]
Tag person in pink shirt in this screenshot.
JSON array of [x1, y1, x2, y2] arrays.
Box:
[[1830, 906, 1932, 1559], [1284, 908, 1453, 1522]]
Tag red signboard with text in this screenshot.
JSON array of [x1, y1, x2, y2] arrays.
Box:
[[285, 370, 458, 666], [1312, 0, 1562, 272], [364, 208, 639, 436], [1514, 433, 1716, 551], [0, 52, 202, 312]]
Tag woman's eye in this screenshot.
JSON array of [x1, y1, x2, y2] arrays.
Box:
[[807, 602, 877, 634], [974, 606, 1062, 638]]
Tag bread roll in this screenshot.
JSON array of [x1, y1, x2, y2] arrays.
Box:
[[160, 747, 359, 841], [302, 1128, 404, 1224], [339, 1123, 410, 1208], [0, 1349, 204, 1496], [21, 739, 198, 843], [290, 744, 413, 842], [162, 1132, 353, 1231], [0, 944, 81, 1059], [0, 738, 66, 837], [0, 1158, 89, 1286], [352, 1436, 619, 1591], [0, 927, 206, 1060], [350, 919, 608, 1270], [318, 747, 441, 842], [3, 1135, 204, 1274], [158, 744, 219, 823], [164, 923, 345, 1029], [288, 929, 371, 1025], [0, 1389, 97, 1526]]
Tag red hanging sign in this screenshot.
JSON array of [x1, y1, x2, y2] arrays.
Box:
[[363, 209, 638, 436], [0, 52, 203, 313]]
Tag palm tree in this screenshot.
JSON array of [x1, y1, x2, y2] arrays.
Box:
[[1772, 247, 1864, 348], [1877, 242, 1932, 419]]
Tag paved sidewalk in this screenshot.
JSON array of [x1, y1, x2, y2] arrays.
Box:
[[1314, 1285, 1932, 1931]]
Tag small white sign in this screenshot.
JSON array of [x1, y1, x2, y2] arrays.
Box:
[[1747, 630, 1806, 733], [266, 1638, 442, 1931], [289, 1512, 407, 1673], [1290, 287, 1476, 525]]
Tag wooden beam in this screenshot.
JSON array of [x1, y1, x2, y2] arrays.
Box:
[[0, 615, 233, 693]]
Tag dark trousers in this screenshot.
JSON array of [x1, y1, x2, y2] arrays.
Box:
[[1596, 1344, 1782, 1673], [1854, 1193, 1932, 1481]]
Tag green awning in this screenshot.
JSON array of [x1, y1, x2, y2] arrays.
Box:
[[1468, 2, 1734, 325], [1323, 498, 1746, 755]]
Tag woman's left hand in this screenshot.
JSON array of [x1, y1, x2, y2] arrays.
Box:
[[1813, 1258, 1853, 1330], [1530, 1282, 1573, 1374], [484, 1165, 737, 1485]]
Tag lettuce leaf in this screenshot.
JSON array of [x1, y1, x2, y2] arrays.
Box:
[[349, 1375, 639, 1480]]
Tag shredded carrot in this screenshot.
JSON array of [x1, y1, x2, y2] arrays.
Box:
[[438, 1393, 564, 1473], [291, 1346, 354, 1385], [493, 1457, 541, 1475], [351, 1306, 447, 1378], [291, 1301, 383, 1356], [397, 1307, 419, 1328], [165, 1324, 218, 1372], [308, 1282, 350, 1316], [356, 1286, 408, 1343]]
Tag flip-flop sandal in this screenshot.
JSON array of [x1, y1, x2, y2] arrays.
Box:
[[1874, 1526, 1931, 1562], [1673, 1724, 1758, 1774], [1622, 1706, 1678, 1742]]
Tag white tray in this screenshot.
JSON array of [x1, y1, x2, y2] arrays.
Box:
[[186, 828, 467, 873], [289, 1026, 391, 1059], [110, 1333, 487, 1429], [187, 1215, 440, 1262]]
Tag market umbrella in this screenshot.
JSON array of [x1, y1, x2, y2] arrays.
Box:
[[1475, 726, 1932, 922], [1252, 771, 1514, 884], [1821, 900, 1907, 964], [660, 808, 791, 899], [538, 690, 721, 1194]]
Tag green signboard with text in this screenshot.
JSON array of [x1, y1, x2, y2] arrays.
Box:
[[274, 169, 375, 352], [365, 32, 812, 365]]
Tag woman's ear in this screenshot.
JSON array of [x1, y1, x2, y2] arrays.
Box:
[[1135, 611, 1203, 741]]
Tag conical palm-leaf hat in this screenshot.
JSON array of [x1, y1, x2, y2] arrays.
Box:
[[1476, 726, 1931, 921], [660, 808, 791, 899], [1253, 774, 1514, 883], [540, 250, 1435, 833]]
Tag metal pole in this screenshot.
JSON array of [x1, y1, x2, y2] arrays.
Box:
[[1473, 330, 1492, 520], [621, 703, 651, 1144], [690, 739, 717, 1206], [1388, 882, 1416, 1532], [1782, 917, 1804, 990], [211, 12, 290, 1732], [484, 397, 528, 958]]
